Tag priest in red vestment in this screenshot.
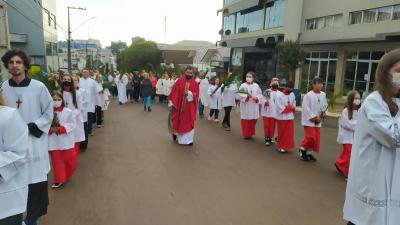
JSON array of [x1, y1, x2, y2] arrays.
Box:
[[168, 67, 199, 145]]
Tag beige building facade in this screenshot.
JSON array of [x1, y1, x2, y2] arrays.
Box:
[[219, 0, 400, 96]]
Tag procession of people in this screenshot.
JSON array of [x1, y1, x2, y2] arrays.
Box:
[[2, 48, 400, 225]]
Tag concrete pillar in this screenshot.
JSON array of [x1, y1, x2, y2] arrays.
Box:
[[334, 49, 346, 96], [294, 67, 301, 89]]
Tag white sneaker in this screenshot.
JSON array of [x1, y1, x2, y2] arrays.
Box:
[[278, 149, 286, 153], [97, 125, 102, 128], [214, 119, 219, 123]]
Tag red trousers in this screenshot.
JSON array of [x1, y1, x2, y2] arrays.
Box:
[[336, 144, 352, 177], [50, 148, 76, 184], [263, 117, 276, 138], [300, 126, 321, 153], [276, 120, 294, 150], [241, 119, 257, 137]]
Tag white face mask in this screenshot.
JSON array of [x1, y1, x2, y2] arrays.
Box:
[[54, 100, 62, 108], [393, 73, 400, 88], [246, 77, 253, 83], [353, 99, 361, 106]]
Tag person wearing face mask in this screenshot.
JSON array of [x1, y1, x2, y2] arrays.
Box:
[[334, 90, 361, 179], [237, 72, 262, 139], [168, 66, 200, 146], [274, 82, 296, 153], [48, 92, 76, 189], [343, 49, 400, 225], [262, 79, 280, 146], [299, 77, 328, 162]]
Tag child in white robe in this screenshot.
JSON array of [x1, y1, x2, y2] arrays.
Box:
[[261, 80, 280, 146], [48, 92, 76, 189], [207, 77, 223, 122]]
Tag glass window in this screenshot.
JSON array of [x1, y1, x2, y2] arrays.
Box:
[[327, 61, 337, 95], [355, 62, 370, 94], [358, 51, 371, 60], [320, 52, 329, 59], [329, 52, 338, 59], [347, 51, 358, 60], [377, 6, 392, 22], [363, 9, 377, 23], [369, 62, 378, 92], [306, 53, 311, 58], [371, 51, 385, 60], [319, 61, 328, 84], [306, 19, 316, 30], [333, 14, 343, 27], [350, 11, 362, 24], [223, 14, 235, 36], [265, 0, 285, 29], [52, 43, 57, 55], [46, 42, 52, 56], [309, 61, 319, 80], [317, 17, 325, 29], [344, 61, 356, 93], [393, 5, 400, 20], [236, 7, 264, 33], [325, 16, 334, 27], [311, 52, 319, 58], [302, 60, 310, 92], [47, 11, 51, 26], [223, 0, 234, 5]]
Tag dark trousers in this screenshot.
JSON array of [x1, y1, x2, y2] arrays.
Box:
[[151, 88, 156, 100], [127, 89, 134, 101], [159, 95, 166, 104], [133, 86, 140, 101], [81, 121, 89, 149], [223, 106, 233, 127], [209, 109, 219, 119], [26, 181, 49, 222], [0, 214, 22, 225], [199, 100, 205, 116], [95, 106, 103, 126], [111, 86, 118, 97], [347, 222, 355, 225], [87, 112, 95, 134]]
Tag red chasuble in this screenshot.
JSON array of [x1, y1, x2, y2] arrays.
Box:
[[168, 76, 199, 134]]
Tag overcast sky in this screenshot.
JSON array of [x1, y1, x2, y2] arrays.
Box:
[[56, 0, 223, 47]]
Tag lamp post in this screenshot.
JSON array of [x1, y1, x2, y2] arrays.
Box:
[[67, 6, 86, 73]]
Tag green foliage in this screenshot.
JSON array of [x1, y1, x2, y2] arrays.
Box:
[[28, 65, 58, 93], [110, 41, 128, 55], [277, 40, 306, 81], [328, 92, 342, 110], [220, 71, 237, 87], [85, 55, 92, 70], [117, 38, 162, 73]]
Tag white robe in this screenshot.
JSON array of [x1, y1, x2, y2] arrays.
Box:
[[63, 91, 85, 143], [301, 91, 328, 127], [164, 79, 174, 97], [48, 108, 76, 151], [207, 85, 222, 110], [261, 89, 280, 118], [222, 83, 238, 108], [0, 107, 29, 219], [95, 83, 105, 109], [199, 78, 210, 107], [117, 74, 129, 104], [156, 78, 166, 95], [344, 91, 400, 225], [2, 79, 53, 184], [275, 92, 296, 121], [337, 108, 358, 144], [237, 82, 262, 120], [79, 77, 98, 114], [77, 88, 88, 122]]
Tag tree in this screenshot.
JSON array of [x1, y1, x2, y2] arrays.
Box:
[[277, 40, 306, 82], [85, 55, 92, 70], [117, 38, 162, 72], [110, 41, 128, 55]]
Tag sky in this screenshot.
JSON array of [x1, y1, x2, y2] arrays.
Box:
[[56, 0, 223, 47]]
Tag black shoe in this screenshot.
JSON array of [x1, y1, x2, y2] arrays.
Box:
[[144, 106, 146, 111], [172, 134, 177, 142], [307, 154, 317, 162], [299, 148, 309, 161], [187, 143, 193, 146], [334, 163, 347, 178], [244, 136, 252, 140], [265, 138, 272, 146], [119, 102, 122, 105]]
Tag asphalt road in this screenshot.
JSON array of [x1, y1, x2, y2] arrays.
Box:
[[41, 100, 347, 225]]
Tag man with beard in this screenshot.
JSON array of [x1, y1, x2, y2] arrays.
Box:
[[1, 49, 53, 225], [168, 66, 199, 145]]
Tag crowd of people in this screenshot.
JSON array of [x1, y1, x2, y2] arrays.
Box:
[[0, 49, 110, 225], [2, 47, 400, 225]]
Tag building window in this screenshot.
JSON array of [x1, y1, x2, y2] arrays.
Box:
[[377, 6, 392, 21], [223, 0, 234, 6], [363, 9, 377, 23], [344, 51, 385, 96], [46, 42, 52, 56], [305, 14, 343, 30], [302, 51, 337, 95], [265, 0, 285, 29], [236, 6, 264, 33], [350, 11, 362, 24], [223, 14, 235, 36], [394, 5, 400, 20]]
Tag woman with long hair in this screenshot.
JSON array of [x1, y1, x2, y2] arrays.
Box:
[[344, 49, 400, 225], [335, 90, 361, 178]]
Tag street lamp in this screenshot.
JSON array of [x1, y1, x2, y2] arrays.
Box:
[[67, 6, 86, 73]]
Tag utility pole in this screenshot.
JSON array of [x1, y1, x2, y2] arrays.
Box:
[[67, 6, 86, 73]]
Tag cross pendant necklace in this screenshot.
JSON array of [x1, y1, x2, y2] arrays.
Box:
[[16, 98, 22, 108]]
